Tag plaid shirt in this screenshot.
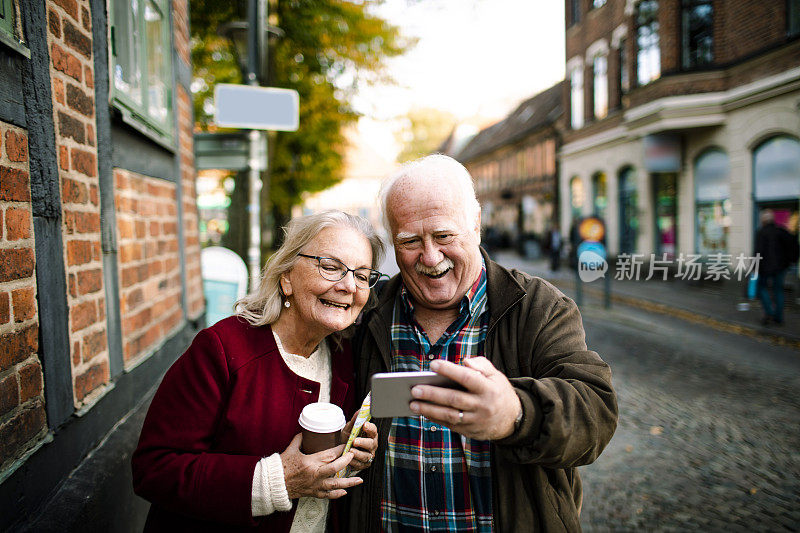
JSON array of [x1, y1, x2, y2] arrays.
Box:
[[380, 263, 492, 532]]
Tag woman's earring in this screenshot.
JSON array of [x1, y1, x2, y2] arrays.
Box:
[[284, 300, 290, 308]]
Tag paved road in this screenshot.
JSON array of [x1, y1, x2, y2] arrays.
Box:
[[571, 302, 800, 531]]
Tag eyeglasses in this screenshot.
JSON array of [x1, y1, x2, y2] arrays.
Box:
[[297, 254, 385, 289]]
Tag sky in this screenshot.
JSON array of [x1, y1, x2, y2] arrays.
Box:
[[353, 0, 567, 161]]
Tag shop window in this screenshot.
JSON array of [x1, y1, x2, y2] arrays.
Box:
[[789, 0, 800, 37], [636, 0, 660, 86], [694, 149, 730, 255], [593, 54, 608, 119], [592, 171, 607, 220], [570, 65, 584, 129], [570, 0, 581, 26], [754, 136, 800, 201], [682, 0, 713, 69], [618, 167, 638, 254], [110, 0, 174, 145], [570, 176, 584, 221]]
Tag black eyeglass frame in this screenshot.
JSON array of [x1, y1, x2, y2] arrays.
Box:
[[297, 253, 386, 288]]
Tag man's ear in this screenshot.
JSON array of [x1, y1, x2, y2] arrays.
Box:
[[474, 210, 482, 243]]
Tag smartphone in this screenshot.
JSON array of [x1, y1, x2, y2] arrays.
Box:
[[370, 371, 464, 418]]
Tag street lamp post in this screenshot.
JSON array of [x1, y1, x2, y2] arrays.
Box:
[[218, 2, 283, 290]]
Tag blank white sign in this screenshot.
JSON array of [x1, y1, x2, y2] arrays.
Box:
[[215, 84, 299, 131]]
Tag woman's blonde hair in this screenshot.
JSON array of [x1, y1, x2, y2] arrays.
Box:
[[236, 210, 385, 326]]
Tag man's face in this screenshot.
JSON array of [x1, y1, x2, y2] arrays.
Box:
[[387, 178, 482, 312]]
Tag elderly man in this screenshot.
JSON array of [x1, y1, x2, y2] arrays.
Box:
[[346, 154, 617, 532]]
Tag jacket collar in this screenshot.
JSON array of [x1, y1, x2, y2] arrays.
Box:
[[364, 247, 527, 368]]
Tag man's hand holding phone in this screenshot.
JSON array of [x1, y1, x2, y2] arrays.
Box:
[[408, 357, 522, 441]]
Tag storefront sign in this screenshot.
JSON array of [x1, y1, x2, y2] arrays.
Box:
[[644, 133, 681, 173]]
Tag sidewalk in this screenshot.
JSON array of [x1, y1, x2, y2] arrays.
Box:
[[493, 251, 800, 349]]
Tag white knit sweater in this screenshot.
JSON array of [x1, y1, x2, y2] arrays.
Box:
[[250, 331, 332, 533]]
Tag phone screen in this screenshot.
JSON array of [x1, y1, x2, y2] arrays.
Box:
[[370, 371, 463, 418]]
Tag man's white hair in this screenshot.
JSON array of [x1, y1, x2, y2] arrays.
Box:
[[380, 153, 481, 234]]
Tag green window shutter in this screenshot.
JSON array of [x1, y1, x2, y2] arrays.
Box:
[[0, 0, 14, 39]]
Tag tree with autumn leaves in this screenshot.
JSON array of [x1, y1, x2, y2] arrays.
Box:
[[190, 0, 409, 254]]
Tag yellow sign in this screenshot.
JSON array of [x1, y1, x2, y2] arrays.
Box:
[[579, 217, 605, 242]]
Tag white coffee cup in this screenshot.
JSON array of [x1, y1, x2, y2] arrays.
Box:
[[298, 402, 346, 454]]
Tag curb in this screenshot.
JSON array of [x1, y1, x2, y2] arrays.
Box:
[[542, 275, 800, 351]]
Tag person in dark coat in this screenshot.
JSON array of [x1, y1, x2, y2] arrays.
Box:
[[754, 209, 800, 325]]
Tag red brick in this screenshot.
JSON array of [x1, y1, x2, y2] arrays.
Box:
[[62, 178, 89, 204], [89, 184, 98, 205], [70, 148, 96, 177], [86, 123, 95, 146], [74, 360, 108, 402], [66, 240, 92, 266], [65, 211, 100, 234], [0, 325, 39, 371], [0, 402, 46, 465], [57, 110, 85, 144], [53, 0, 78, 20], [97, 297, 105, 321], [117, 219, 134, 239], [0, 248, 35, 283], [5, 207, 31, 241], [92, 242, 100, 261], [70, 300, 96, 332], [18, 361, 43, 402], [5, 131, 28, 163], [66, 84, 94, 118], [81, 7, 91, 31], [0, 291, 9, 324], [63, 18, 92, 59], [11, 287, 36, 322], [72, 340, 80, 365], [59, 145, 69, 170], [51, 42, 82, 83], [68, 273, 77, 297], [53, 78, 65, 105], [77, 268, 102, 295], [0, 373, 18, 415], [82, 330, 107, 361], [48, 9, 61, 38], [84, 65, 94, 89]]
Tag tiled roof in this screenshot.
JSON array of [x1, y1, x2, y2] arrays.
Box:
[[455, 81, 564, 162]]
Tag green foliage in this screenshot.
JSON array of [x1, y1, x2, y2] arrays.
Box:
[[395, 107, 456, 163], [189, 0, 409, 244], [267, 0, 408, 227]]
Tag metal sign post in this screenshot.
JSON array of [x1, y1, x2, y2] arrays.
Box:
[[215, 84, 299, 290]]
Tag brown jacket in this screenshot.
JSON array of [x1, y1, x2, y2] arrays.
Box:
[[344, 250, 618, 532]]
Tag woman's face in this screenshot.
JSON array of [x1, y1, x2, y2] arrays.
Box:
[[280, 226, 373, 338]]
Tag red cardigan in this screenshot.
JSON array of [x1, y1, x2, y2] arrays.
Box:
[[132, 316, 355, 532]]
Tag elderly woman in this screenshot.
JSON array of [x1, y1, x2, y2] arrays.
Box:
[[132, 211, 383, 532]]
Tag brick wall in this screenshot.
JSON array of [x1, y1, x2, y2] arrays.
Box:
[[0, 123, 46, 470], [114, 170, 183, 364], [48, 0, 109, 406], [172, 0, 191, 66], [177, 86, 203, 318]]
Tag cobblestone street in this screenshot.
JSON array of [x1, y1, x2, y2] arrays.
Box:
[[575, 304, 800, 531]]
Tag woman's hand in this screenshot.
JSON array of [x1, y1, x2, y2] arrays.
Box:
[[347, 421, 378, 471], [280, 433, 362, 499]]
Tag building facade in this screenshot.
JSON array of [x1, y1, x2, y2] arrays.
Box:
[[561, 0, 800, 262], [456, 82, 564, 251], [0, 0, 203, 529]]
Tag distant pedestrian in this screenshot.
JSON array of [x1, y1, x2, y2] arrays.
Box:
[[547, 222, 563, 271], [754, 209, 799, 326]]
